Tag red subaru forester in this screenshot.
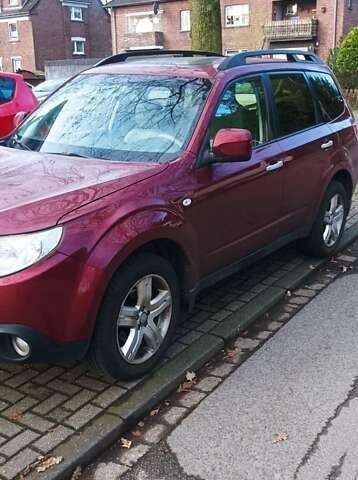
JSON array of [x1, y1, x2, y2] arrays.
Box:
[[0, 50, 357, 379]]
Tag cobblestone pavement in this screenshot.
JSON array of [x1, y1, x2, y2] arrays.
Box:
[[0, 193, 358, 480]]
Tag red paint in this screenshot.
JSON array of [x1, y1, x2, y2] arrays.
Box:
[[213, 129, 252, 160], [0, 58, 357, 358], [0, 72, 38, 138]]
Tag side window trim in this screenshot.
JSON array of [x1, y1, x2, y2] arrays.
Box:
[[267, 70, 324, 142], [196, 73, 271, 168]]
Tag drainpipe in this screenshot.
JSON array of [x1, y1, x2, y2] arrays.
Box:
[[333, 0, 338, 48], [111, 8, 118, 54]]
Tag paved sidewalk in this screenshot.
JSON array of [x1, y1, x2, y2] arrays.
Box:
[[166, 273, 358, 480], [0, 194, 358, 479]]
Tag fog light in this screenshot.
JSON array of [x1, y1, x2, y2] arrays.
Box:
[[11, 336, 30, 357]]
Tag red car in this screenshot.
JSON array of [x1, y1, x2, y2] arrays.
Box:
[[0, 72, 38, 138], [0, 50, 357, 379]]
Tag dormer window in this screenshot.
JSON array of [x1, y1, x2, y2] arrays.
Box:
[[71, 6, 83, 22]]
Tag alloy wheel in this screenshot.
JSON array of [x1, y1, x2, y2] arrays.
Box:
[[116, 274, 172, 365], [323, 193, 345, 248]]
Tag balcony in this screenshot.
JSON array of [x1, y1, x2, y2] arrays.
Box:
[[263, 18, 318, 41], [123, 31, 164, 50]]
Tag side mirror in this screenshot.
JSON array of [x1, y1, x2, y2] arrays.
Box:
[[13, 111, 27, 130], [212, 128, 252, 162]]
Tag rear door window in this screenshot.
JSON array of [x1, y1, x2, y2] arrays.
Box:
[[269, 73, 317, 137], [0, 77, 16, 104], [308, 72, 345, 121]]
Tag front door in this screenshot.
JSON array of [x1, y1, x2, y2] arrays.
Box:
[[184, 76, 285, 278]]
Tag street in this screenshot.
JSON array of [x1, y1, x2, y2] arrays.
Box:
[[85, 249, 358, 480]]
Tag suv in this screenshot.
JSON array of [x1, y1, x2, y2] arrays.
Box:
[[0, 50, 357, 379], [0, 72, 38, 138]]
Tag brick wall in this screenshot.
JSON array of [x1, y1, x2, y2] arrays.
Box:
[[0, 17, 36, 72], [0, 0, 111, 73], [110, 0, 357, 61]]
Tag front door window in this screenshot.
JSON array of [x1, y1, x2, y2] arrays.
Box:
[[209, 78, 269, 147]]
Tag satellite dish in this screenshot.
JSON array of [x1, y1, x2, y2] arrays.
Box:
[[153, 1, 160, 15]]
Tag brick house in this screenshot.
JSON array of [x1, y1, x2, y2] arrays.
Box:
[[0, 0, 112, 73], [105, 0, 358, 60]]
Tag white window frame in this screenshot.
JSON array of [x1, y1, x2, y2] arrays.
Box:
[[72, 37, 86, 55], [11, 56, 22, 72], [8, 21, 18, 39], [180, 10, 191, 32], [8, 0, 19, 6], [126, 10, 162, 34], [225, 4, 250, 28], [0, 57, 3, 71], [70, 6, 83, 22]]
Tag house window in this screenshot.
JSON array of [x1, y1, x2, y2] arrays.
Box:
[[225, 5, 249, 27], [8, 22, 18, 39], [286, 2, 298, 16], [8, 0, 19, 6], [71, 6, 83, 21], [0, 58, 3, 71], [126, 12, 162, 34], [72, 38, 85, 55], [180, 10, 191, 31], [11, 56, 22, 72], [225, 49, 247, 55]]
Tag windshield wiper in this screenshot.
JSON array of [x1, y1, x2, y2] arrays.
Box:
[[48, 152, 91, 159], [11, 136, 31, 151]]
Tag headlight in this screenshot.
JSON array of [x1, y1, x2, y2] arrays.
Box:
[[0, 226, 63, 277]]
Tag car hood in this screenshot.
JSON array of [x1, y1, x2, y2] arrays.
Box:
[[0, 147, 168, 235]]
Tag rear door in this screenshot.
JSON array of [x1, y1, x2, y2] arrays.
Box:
[[268, 72, 334, 232]]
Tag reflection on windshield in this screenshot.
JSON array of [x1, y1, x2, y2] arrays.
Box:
[[11, 74, 211, 163]]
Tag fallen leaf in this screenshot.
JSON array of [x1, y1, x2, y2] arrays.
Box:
[[137, 420, 145, 428], [309, 265, 315, 270], [149, 407, 160, 417], [120, 437, 132, 449], [71, 466, 82, 480], [286, 290, 292, 297], [225, 347, 241, 359], [273, 432, 288, 444], [185, 371, 197, 382], [164, 400, 170, 406], [8, 411, 23, 421], [36, 456, 63, 473], [131, 430, 142, 438], [177, 380, 196, 393], [342, 265, 348, 273]]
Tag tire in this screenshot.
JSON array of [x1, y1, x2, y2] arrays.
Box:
[[300, 181, 349, 258], [90, 253, 180, 380]]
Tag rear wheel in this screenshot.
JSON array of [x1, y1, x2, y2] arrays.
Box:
[[90, 253, 180, 379], [300, 181, 349, 257]]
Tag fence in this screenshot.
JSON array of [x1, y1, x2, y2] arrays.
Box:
[[343, 89, 358, 109]]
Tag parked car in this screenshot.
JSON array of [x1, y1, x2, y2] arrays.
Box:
[[33, 78, 67, 103], [0, 72, 38, 138], [0, 50, 357, 379]]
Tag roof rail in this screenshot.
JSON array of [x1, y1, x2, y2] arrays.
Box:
[[95, 49, 223, 67], [218, 49, 323, 71]]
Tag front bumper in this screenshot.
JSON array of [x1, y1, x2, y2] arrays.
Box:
[[0, 324, 89, 363], [0, 251, 106, 363]]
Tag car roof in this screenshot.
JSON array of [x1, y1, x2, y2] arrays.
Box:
[[0, 71, 24, 81], [83, 49, 331, 80]]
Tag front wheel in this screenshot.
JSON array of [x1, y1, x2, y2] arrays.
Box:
[[90, 253, 180, 379], [300, 181, 349, 258]]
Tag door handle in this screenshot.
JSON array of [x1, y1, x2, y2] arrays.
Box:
[[321, 140, 334, 150], [266, 160, 284, 172]]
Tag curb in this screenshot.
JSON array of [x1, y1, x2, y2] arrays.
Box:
[[32, 221, 358, 480]]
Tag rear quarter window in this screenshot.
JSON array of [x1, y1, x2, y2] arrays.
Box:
[[308, 72, 345, 122], [270, 73, 317, 137], [0, 77, 16, 105]]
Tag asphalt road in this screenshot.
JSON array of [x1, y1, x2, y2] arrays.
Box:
[[123, 273, 358, 480]]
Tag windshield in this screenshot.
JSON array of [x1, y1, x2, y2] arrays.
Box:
[[11, 74, 211, 163]]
